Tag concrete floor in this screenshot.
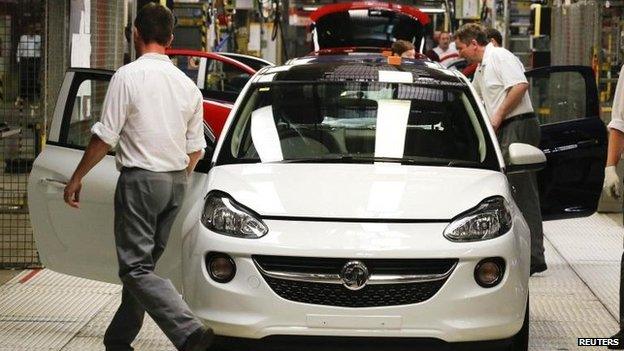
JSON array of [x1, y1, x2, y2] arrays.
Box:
[[0, 213, 622, 351], [606, 212, 624, 226], [0, 269, 20, 285]]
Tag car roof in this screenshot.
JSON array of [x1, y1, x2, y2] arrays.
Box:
[[253, 54, 466, 86]]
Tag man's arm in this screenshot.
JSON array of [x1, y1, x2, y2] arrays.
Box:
[[491, 83, 529, 131], [185, 90, 208, 175], [604, 128, 624, 198], [607, 128, 624, 167], [63, 135, 112, 208]]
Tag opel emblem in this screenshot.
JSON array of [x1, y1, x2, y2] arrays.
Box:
[[340, 261, 369, 291]]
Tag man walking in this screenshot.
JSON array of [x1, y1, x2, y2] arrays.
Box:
[[604, 64, 624, 349], [63, 4, 213, 351], [455, 23, 547, 275]]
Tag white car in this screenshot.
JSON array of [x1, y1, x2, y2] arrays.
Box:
[[28, 54, 606, 350]]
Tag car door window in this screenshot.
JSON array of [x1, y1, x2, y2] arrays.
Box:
[[526, 66, 605, 220], [65, 78, 110, 148], [170, 55, 251, 103], [528, 70, 587, 125]]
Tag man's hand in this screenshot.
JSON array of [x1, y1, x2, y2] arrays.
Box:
[[64, 178, 82, 208], [604, 165, 622, 199], [492, 83, 529, 132], [186, 149, 204, 175], [62, 135, 112, 209]]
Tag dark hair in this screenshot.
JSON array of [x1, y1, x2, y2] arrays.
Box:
[[391, 40, 415, 56], [486, 27, 503, 46], [455, 23, 489, 46], [134, 3, 174, 46]]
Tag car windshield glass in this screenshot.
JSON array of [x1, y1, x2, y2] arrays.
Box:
[[218, 81, 496, 169]]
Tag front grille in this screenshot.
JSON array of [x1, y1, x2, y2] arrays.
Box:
[[253, 255, 457, 308], [264, 276, 447, 307]]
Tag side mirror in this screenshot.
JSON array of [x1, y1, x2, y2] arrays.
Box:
[[506, 143, 547, 174]]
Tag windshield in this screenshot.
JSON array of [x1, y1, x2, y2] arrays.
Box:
[[218, 81, 498, 169]]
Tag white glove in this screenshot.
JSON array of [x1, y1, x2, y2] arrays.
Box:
[[604, 165, 622, 199]]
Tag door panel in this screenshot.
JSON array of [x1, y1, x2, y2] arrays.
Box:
[[28, 69, 214, 288], [526, 66, 607, 220], [28, 70, 119, 283], [29, 145, 119, 282]]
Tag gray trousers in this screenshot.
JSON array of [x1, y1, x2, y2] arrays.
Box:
[[103, 168, 203, 351], [498, 115, 546, 267]]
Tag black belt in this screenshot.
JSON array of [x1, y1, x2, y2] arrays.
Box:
[[121, 167, 143, 172], [500, 112, 537, 128], [121, 167, 185, 173]]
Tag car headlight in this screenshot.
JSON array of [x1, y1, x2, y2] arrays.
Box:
[[443, 196, 512, 242], [201, 191, 268, 238]]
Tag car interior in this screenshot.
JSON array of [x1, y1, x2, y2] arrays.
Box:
[[237, 83, 483, 164]]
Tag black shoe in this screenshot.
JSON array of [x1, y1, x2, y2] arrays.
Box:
[[184, 327, 215, 351], [609, 331, 624, 349], [530, 263, 547, 276]]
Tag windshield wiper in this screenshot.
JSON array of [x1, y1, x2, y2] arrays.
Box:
[[446, 160, 482, 168]]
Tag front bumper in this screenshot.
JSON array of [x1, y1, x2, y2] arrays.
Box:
[[182, 218, 530, 342]]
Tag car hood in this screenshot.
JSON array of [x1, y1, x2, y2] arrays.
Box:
[[310, 2, 429, 52], [208, 163, 509, 220]]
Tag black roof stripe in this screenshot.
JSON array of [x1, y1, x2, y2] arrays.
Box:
[[259, 55, 464, 84]]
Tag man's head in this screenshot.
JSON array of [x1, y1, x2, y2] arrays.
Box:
[[391, 40, 416, 59], [438, 31, 451, 50], [454, 23, 489, 64], [133, 3, 174, 54], [486, 27, 503, 47]]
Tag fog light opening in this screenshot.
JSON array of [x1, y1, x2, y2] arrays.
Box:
[[474, 258, 505, 288], [206, 253, 236, 283]]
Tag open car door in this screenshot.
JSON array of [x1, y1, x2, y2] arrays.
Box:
[[28, 68, 216, 287], [526, 66, 607, 220]]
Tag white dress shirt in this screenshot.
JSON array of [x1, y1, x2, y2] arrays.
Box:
[[609, 65, 624, 133], [472, 43, 534, 122], [91, 53, 206, 172]]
